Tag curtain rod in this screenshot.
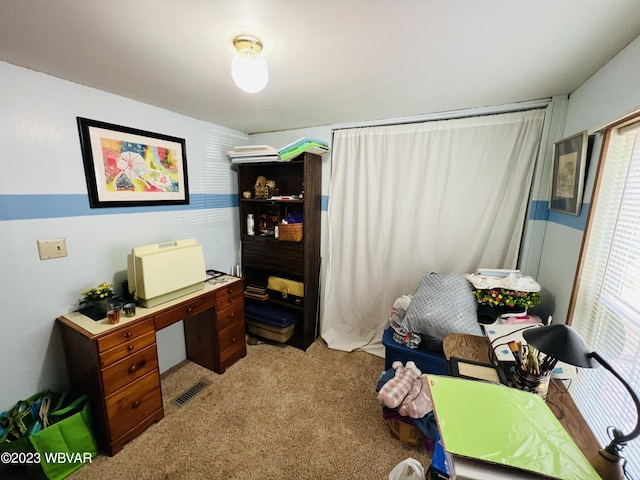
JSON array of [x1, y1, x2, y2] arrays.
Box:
[[331, 98, 551, 131]]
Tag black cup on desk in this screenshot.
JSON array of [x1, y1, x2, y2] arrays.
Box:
[[123, 303, 136, 317]]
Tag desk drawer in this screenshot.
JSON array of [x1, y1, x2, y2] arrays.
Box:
[[218, 321, 246, 359], [215, 279, 244, 305], [105, 371, 162, 441], [216, 300, 245, 331], [97, 318, 154, 353], [101, 344, 159, 396], [154, 293, 216, 330], [99, 331, 156, 368]]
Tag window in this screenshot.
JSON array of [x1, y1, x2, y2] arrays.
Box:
[[570, 114, 640, 477]]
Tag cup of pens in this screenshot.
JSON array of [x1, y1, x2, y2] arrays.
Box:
[[508, 340, 556, 400]]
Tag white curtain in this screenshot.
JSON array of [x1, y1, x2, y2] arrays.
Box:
[[321, 109, 547, 356]]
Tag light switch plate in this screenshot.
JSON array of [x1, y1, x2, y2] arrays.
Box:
[[37, 238, 68, 260]]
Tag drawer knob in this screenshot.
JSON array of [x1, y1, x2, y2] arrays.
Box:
[[187, 307, 193, 314], [229, 298, 235, 303], [232, 337, 236, 343], [129, 365, 137, 373], [127, 345, 134, 351], [132, 400, 141, 408], [124, 332, 132, 338], [229, 312, 235, 318]]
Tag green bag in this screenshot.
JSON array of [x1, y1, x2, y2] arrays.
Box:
[[1, 392, 98, 480]]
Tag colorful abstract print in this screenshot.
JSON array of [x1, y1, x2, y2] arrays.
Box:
[[100, 138, 180, 193]]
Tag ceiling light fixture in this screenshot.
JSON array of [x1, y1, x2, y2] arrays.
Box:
[[231, 34, 269, 94]]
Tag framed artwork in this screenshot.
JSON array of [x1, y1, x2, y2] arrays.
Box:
[[549, 131, 588, 216], [77, 117, 189, 208]]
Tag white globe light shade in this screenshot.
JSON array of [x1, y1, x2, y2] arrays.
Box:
[[231, 50, 269, 94]]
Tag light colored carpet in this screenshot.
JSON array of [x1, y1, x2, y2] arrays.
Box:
[[70, 337, 432, 479]]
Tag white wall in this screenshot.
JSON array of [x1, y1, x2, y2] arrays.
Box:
[[0, 62, 247, 410], [536, 35, 640, 323]]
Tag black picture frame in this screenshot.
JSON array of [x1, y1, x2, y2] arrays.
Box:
[[448, 357, 507, 384], [549, 131, 588, 216], [77, 117, 189, 208]]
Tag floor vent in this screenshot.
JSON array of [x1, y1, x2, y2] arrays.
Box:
[[172, 379, 211, 407]]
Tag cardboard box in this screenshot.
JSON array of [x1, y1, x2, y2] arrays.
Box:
[[387, 418, 423, 447]]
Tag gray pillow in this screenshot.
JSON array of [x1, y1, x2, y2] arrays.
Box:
[[401, 273, 482, 340]]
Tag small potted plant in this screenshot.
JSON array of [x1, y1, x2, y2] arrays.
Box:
[[473, 288, 541, 323], [80, 281, 114, 316]]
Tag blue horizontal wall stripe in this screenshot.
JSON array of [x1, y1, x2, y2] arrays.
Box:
[[0, 194, 237, 221], [0, 195, 579, 225], [529, 200, 550, 222], [0, 193, 328, 221], [529, 199, 589, 231]]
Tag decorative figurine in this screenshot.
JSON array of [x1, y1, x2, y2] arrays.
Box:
[[265, 179, 279, 198], [254, 176, 267, 199]]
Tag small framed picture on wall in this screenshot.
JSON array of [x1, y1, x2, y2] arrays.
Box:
[[550, 131, 588, 216]]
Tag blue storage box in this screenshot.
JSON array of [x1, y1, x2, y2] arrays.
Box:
[[429, 433, 450, 479], [245, 304, 299, 327], [382, 328, 447, 375], [245, 304, 300, 343]]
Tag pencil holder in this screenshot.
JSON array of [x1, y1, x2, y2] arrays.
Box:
[[511, 368, 551, 400]]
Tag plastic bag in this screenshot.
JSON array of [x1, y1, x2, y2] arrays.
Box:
[[388, 457, 426, 480], [388, 295, 413, 330], [389, 294, 421, 349]]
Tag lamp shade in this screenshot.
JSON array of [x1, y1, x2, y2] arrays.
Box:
[[231, 35, 268, 94], [523, 324, 599, 368]]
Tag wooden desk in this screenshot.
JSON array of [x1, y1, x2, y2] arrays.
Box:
[[442, 333, 600, 460], [57, 276, 246, 456]]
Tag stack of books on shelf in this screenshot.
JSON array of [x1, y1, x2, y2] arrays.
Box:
[[227, 138, 330, 164], [244, 282, 269, 301], [278, 137, 330, 161], [227, 145, 280, 164]]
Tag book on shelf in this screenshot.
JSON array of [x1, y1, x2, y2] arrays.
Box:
[[279, 137, 329, 154], [229, 155, 280, 164], [244, 291, 269, 301], [231, 145, 279, 155], [269, 195, 300, 200], [279, 137, 329, 161], [227, 145, 280, 164], [244, 282, 269, 301]]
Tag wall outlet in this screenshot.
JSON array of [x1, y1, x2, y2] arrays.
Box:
[[37, 238, 68, 260]]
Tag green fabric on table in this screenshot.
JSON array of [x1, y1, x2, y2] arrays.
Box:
[[427, 375, 599, 480]]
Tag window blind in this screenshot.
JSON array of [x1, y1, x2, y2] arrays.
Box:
[[571, 117, 640, 477]]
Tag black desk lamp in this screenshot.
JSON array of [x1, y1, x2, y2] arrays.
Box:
[[523, 324, 640, 480]]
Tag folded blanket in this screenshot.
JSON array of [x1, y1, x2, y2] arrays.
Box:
[[464, 272, 541, 292]]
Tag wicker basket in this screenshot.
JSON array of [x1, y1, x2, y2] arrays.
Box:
[[387, 418, 423, 447], [278, 223, 303, 242]]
